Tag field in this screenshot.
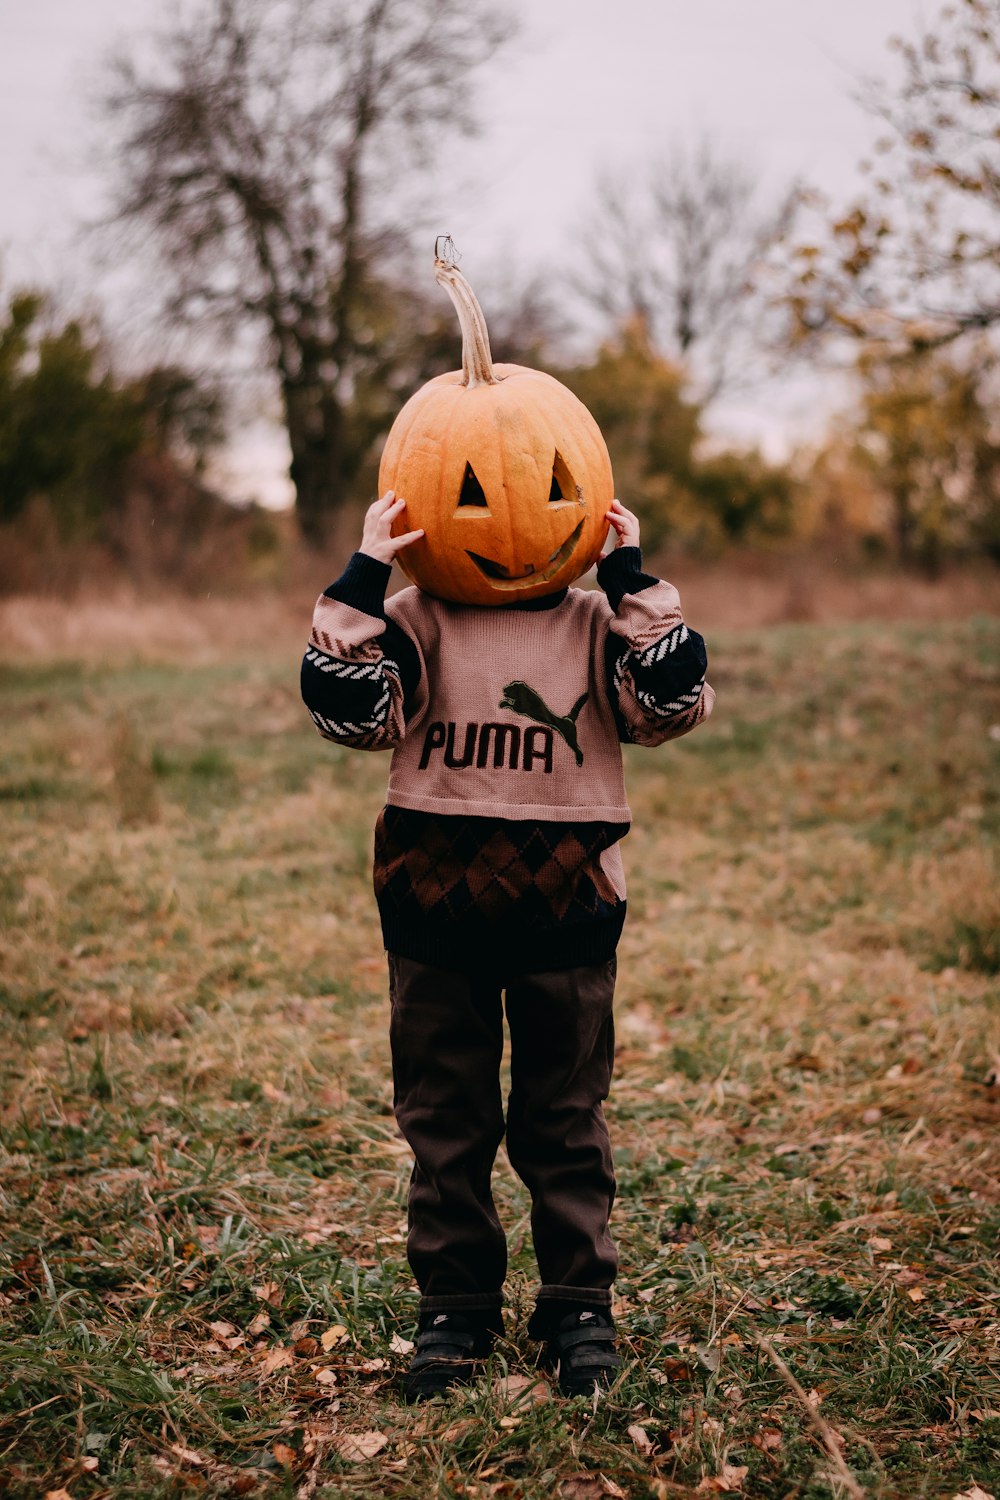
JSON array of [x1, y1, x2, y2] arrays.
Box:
[[1, 602, 999, 1499]]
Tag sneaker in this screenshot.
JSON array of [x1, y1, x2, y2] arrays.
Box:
[[542, 1309, 620, 1397], [398, 1312, 499, 1402]]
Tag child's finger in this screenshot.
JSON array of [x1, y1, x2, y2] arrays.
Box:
[[378, 497, 408, 526], [367, 490, 395, 518], [391, 528, 424, 550]]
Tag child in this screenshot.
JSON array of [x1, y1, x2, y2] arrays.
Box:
[[301, 491, 714, 1399]]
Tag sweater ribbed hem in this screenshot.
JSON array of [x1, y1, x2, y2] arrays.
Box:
[[381, 907, 626, 977]]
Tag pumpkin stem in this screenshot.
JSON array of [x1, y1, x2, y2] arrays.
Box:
[[434, 243, 499, 388]]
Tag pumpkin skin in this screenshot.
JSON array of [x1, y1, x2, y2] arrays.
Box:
[[378, 250, 613, 606]]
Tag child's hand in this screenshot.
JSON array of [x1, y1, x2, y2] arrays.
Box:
[[359, 491, 424, 564], [605, 498, 640, 550]]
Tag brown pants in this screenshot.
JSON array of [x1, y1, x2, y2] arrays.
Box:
[[387, 953, 618, 1322]]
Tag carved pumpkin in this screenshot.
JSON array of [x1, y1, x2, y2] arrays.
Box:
[[378, 241, 613, 605]]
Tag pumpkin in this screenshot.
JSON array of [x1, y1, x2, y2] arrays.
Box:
[[378, 239, 613, 606]]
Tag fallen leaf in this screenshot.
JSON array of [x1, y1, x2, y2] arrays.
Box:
[[499, 1415, 520, 1428], [862, 1107, 882, 1125], [441, 1418, 476, 1443], [247, 1310, 270, 1336], [752, 1426, 783, 1452], [867, 1237, 893, 1253], [389, 1332, 414, 1354], [315, 1368, 338, 1387], [906, 1287, 926, 1303], [44, 1491, 74, 1500], [335, 1431, 388, 1462], [493, 1371, 551, 1403], [696, 1465, 748, 1493], [627, 1422, 654, 1455], [253, 1280, 281, 1306], [293, 1336, 319, 1358], [560, 1478, 626, 1500], [952, 1487, 997, 1500], [259, 1345, 294, 1376], [558, 1479, 603, 1500], [170, 1444, 207, 1466], [320, 1323, 349, 1351], [271, 1442, 297, 1469], [79, 1457, 99, 1473]]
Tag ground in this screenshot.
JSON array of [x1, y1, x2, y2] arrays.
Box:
[[1, 610, 998, 1499]]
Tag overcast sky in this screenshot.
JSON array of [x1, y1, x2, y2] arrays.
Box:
[[0, 0, 926, 504]]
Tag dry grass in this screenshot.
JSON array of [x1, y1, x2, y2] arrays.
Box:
[[0, 553, 997, 666], [1, 614, 998, 1499]]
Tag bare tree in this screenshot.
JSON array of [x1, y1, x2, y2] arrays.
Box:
[[786, 0, 1000, 357], [103, 0, 515, 542], [577, 139, 797, 401]]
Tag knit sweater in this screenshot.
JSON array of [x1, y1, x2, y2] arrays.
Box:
[[301, 547, 714, 973]]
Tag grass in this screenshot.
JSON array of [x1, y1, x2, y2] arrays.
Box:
[[1, 614, 998, 1499]]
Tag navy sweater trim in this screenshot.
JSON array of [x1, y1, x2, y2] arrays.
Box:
[[323, 552, 392, 616], [596, 546, 659, 610]]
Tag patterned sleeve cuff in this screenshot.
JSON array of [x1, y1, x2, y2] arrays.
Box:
[[323, 552, 392, 617], [596, 546, 660, 611]]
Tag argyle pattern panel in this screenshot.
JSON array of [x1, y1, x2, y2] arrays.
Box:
[[374, 807, 628, 930]]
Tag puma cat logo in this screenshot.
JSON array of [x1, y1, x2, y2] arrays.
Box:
[[499, 681, 588, 767]]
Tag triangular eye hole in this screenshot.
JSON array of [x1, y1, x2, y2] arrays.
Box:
[[457, 462, 489, 510], [549, 450, 579, 504]]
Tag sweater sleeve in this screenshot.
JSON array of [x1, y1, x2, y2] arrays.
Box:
[[300, 552, 422, 751], [597, 546, 715, 747]]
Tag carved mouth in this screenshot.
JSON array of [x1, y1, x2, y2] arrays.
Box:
[[466, 520, 585, 590]]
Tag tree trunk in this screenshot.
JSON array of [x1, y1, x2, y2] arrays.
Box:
[[283, 373, 348, 547], [891, 476, 915, 567]]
